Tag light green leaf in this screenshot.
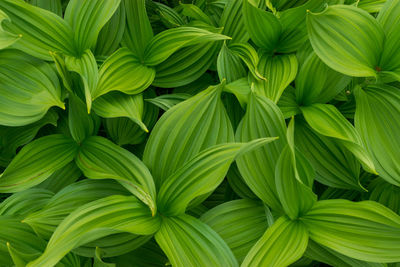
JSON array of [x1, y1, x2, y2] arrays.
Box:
[[229, 42, 265, 81], [95, 48, 155, 99], [242, 0, 281, 51], [27, 195, 161, 267], [354, 84, 400, 186], [307, 4, 384, 77], [146, 93, 191, 111], [251, 53, 298, 103], [144, 26, 229, 66], [0, 0, 75, 60], [236, 92, 286, 211], [64, 0, 120, 54], [277, 85, 300, 119], [223, 78, 251, 108], [0, 134, 78, 193], [200, 199, 268, 263], [301, 103, 376, 174], [0, 9, 20, 49], [217, 43, 247, 83], [36, 161, 82, 193], [143, 83, 234, 189], [303, 199, 400, 263], [0, 50, 64, 126], [155, 214, 238, 267], [29, 0, 62, 16], [94, 247, 115, 267], [157, 138, 277, 216], [76, 136, 156, 214], [358, 0, 387, 13], [220, 0, 248, 43], [180, 3, 213, 25], [242, 216, 309, 267], [122, 0, 153, 60]]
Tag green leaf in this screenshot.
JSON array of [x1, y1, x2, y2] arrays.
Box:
[[235, 92, 287, 211], [29, 0, 62, 16], [0, 134, 78, 193], [220, 0, 248, 43], [307, 4, 384, 77], [94, 247, 115, 267], [144, 26, 229, 66], [229, 42, 265, 81], [64, 0, 120, 54], [358, 0, 387, 13], [0, 0, 75, 60], [180, 3, 213, 25], [76, 136, 156, 214], [223, 78, 251, 108], [242, 0, 281, 51], [27, 195, 161, 267], [242, 216, 309, 267], [146, 93, 191, 111], [301, 103, 376, 175], [217, 43, 247, 83], [303, 199, 400, 263], [155, 214, 238, 267], [0, 9, 20, 49], [354, 84, 400, 186], [36, 161, 82, 193], [143, 84, 234, 189], [0, 50, 64, 126], [122, 0, 153, 60], [157, 138, 277, 216], [369, 178, 400, 214], [95, 48, 155, 99], [277, 85, 300, 119], [200, 199, 268, 263], [251, 53, 298, 103]]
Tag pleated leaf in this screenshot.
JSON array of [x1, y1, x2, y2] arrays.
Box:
[[36, 161, 82, 193], [354, 84, 400, 186], [29, 0, 62, 16], [369, 178, 400, 215], [220, 0, 248, 43], [307, 4, 384, 77], [301, 103, 376, 174], [143, 84, 234, 189], [0, 50, 64, 126], [155, 214, 238, 267], [217, 43, 247, 83], [0, 134, 78, 193], [241, 216, 309, 267], [303, 199, 400, 263], [76, 136, 156, 214], [0, 9, 20, 49], [27, 195, 161, 267]]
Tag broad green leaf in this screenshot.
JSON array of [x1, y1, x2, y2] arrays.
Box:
[[143, 84, 234, 189], [95, 48, 155, 99], [369, 178, 400, 215], [27, 195, 161, 267], [24, 180, 129, 239], [307, 5, 384, 77], [144, 26, 229, 66], [0, 0, 75, 60], [157, 138, 277, 216], [92, 92, 148, 132], [217, 43, 247, 83], [200, 199, 268, 263], [227, 162, 257, 199], [76, 136, 156, 214], [220, 0, 248, 43], [354, 84, 400, 186], [94, 247, 115, 267], [251, 53, 298, 103], [0, 9, 20, 49], [295, 118, 362, 190], [301, 103, 376, 174], [236, 92, 286, 211], [64, 0, 120, 54], [180, 4, 213, 25], [377, 0, 400, 79], [223, 78, 251, 108], [146, 93, 191, 111], [277, 85, 300, 118], [155, 214, 238, 267], [242, 216, 309, 267], [29, 0, 62, 16], [358, 0, 387, 13], [122, 0, 153, 60], [0, 50, 64, 126], [229, 42, 265, 81], [0, 134, 78, 193], [36, 161, 82, 193], [303, 199, 400, 263], [242, 0, 281, 51]]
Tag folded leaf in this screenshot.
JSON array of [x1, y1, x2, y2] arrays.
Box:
[[0, 134, 78, 193], [223, 78, 251, 108], [155, 214, 238, 267], [76, 136, 156, 214], [251, 53, 298, 103], [229, 42, 265, 81], [242, 216, 309, 267], [0, 0, 75, 59], [144, 26, 229, 66], [277, 85, 300, 118], [27, 195, 161, 267], [217, 43, 247, 83], [36, 161, 82, 193], [307, 5, 384, 77], [303, 199, 400, 263], [157, 138, 277, 216], [0, 9, 20, 49], [301, 103, 376, 174], [200, 199, 268, 263], [354, 84, 400, 186], [64, 0, 120, 54], [95, 48, 155, 99], [143, 83, 234, 189], [236, 92, 286, 211], [369, 178, 400, 215], [219, 0, 248, 43], [29, 0, 62, 16], [0, 50, 64, 126], [146, 93, 190, 111]]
